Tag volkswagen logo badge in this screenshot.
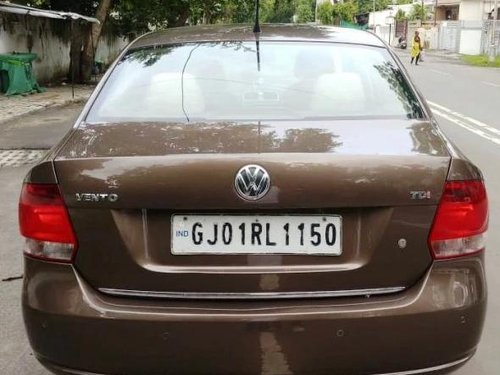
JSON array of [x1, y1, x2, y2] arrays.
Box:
[[235, 165, 271, 201]]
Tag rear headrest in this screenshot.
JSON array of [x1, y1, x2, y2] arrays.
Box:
[[310, 73, 365, 115], [146, 73, 205, 117], [99, 72, 206, 119], [294, 50, 335, 80]]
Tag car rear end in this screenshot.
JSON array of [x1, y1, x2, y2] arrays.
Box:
[[20, 25, 487, 375]]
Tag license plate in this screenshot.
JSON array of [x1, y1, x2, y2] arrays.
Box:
[[171, 215, 342, 255]]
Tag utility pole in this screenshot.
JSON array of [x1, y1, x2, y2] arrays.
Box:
[[434, 0, 437, 26], [253, 0, 260, 33], [389, 22, 392, 45], [373, 0, 376, 27], [490, 0, 498, 62], [421, 0, 424, 23]]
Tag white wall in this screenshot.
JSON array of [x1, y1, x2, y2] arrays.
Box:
[[0, 15, 128, 83], [370, 5, 418, 46], [0, 16, 71, 82], [407, 23, 440, 49], [459, 0, 485, 20], [369, 5, 415, 27], [420, 26, 440, 49], [459, 29, 482, 53], [375, 25, 392, 44], [95, 36, 129, 66]]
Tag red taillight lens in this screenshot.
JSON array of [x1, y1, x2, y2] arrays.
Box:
[[19, 184, 77, 262], [429, 180, 488, 259]]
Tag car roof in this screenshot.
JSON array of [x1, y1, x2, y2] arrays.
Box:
[[130, 24, 385, 50]]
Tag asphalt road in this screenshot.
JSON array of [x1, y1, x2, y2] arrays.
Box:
[[0, 51, 499, 374], [395, 51, 500, 375]]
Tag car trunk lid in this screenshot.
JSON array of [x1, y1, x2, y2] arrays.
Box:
[[54, 119, 450, 298]]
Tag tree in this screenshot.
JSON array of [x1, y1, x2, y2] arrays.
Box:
[[261, 0, 295, 23], [16, 0, 376, 82], [189, 0, 227, 25], [11, 0, 101, 82], [115, 0, 192, 34], [334, 1, 358, 24], [294, 0, 315, 23], [395, 9, 407, 21], [13, 0, 109, 81], [221, 0, 256, 23], [409, 3, 428, 20], [259, 0, 317, 24], [317, 1, 358, 25], [115, 0, 255, 33], [357, 0, 392, 14], [317, 2, 334, 25], [81, 0, 112, 86]]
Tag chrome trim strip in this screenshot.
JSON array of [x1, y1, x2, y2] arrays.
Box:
[[41, 343, 471, 375], [98, 286, 406, 300], [374, 355, 471, 375]]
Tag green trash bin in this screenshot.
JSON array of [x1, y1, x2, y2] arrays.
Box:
[[0, 53, 45, 96], [0, 69, 9, 94]]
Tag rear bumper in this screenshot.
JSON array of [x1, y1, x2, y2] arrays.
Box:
[[23, 255, 487, 375], [37, 355, 473, 375]]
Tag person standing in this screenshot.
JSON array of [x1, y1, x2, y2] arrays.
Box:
[[410, 31, 423, 65]]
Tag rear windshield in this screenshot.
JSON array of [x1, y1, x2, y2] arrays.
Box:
[[86, 41, 424, 123]]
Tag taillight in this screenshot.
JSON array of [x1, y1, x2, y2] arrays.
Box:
[[19, 183, 77, 262], [429, 180, 488, 260]]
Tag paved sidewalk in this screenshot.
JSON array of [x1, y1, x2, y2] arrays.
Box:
[[424, 49, 462, 60], [392, 48, 463, 64], [0, 84, 94, 124], [0, 149, 47, 168]]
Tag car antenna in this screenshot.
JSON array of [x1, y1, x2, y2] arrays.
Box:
[[253, 0, 261, 33], [253, 0, 261, 72]]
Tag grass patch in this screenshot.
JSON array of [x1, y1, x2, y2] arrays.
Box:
[[461, 54, 500, 67]]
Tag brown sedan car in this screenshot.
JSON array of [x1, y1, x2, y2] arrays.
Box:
[[20, 25, 488, 375]]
